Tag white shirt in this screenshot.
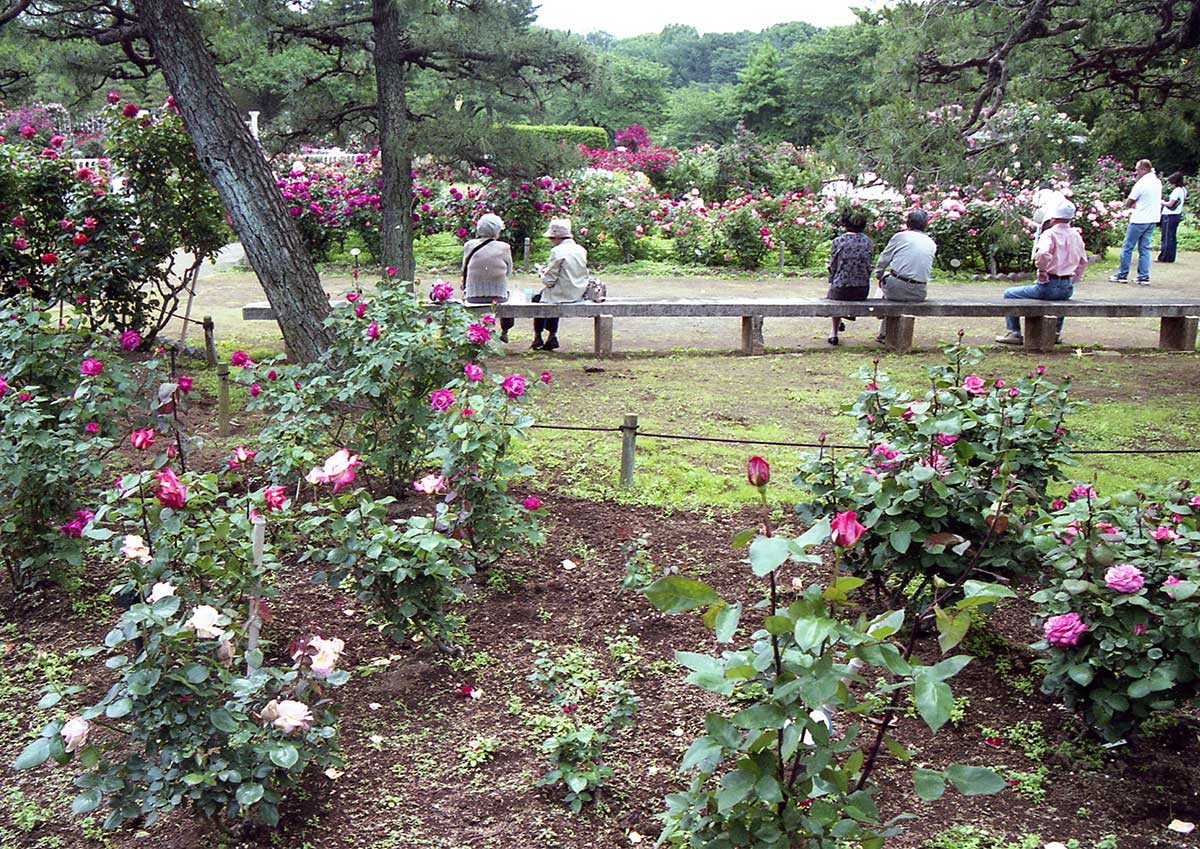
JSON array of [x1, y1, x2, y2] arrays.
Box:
[[1163, 186, 1187, 217], [1129, 172, 1163, 224]]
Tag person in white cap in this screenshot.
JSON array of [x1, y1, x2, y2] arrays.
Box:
[[531, 218, 588, 350], [996, 197, 1087, 345]]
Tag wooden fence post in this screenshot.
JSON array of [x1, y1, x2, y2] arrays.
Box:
[[203, 316, 218, 366], [217, 364, 231, 436], [619, 413, 638, 487]]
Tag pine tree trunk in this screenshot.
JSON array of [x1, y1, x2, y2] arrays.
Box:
[[373, 0, 416, 281], [133, 0, 333, 362]]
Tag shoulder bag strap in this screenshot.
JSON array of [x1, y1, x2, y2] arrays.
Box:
[[461, 238, 495, 285]]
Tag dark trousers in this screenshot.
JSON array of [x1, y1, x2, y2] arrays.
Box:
[[531, 291, 559, 337], [1159, 215, 1181, 262]]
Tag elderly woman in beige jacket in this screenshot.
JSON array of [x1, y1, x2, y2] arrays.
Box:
[[531, 218, 588, 351], [462, 213, 515, 341]]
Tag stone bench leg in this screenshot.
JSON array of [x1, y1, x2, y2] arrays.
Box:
[[741, 315, 765, 355], [1159, 316, 1198, 351], [594, 315, 614, 357], [1022, 316, 1057, 352], [882, 315, 915, 354]]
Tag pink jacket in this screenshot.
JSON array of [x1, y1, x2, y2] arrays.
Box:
[[1034, 224, 1087, 284]]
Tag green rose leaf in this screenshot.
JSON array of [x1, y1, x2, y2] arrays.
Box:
[[12, 737, 50, 770], [270, 743, 299, 769], [913, 675, 954, 733], [105, 697, 133, 719], [70, 789, 102, 815], [643, 576, 720, 613], [210, 708, 240, 733], [913, 768, 946, 801], [748, 536, 791, 576], [944, 764, 1008, 796], [236, 782, 264, 807]]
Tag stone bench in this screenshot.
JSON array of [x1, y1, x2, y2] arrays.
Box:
[[241, 298, 1200, 355]]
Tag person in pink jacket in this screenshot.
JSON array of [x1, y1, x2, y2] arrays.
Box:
[[995, 197, 1088, 346]]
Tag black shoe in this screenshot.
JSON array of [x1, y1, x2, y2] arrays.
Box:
[[530, 337, 544, 350], [500, 328, 509, 343], [837, 321, 846, 332], [544, 336, 560, 351], [828, 335, 839, 346]]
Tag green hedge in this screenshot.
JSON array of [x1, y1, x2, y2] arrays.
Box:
[[505, 124, 609, 150]]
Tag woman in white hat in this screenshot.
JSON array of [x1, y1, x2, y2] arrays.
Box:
[[531, 218, 588, 351], [462, 213, 515, 342], [995, 197, 1087, 345]]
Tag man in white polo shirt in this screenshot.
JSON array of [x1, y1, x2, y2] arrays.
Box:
[[1109, 159, 1162, 285]]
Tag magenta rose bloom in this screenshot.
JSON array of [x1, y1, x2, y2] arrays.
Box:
[[935, 433, 959, 447], [177, 376, 193, 394], [0, 375, 6, 397], [1067, 485, 1095, 503], [366, 322, 380, 340], [1043, 612, 1088, 647], [430, 282, 454, 302], [263, 486, 288, 511], [830, 510, 866, 547], [1104, 563, 1144, 593], [501, 374, 526, 399], [522, 495, 542, 510], [154, 468, 187, 509], [466, 323, 490, 344], [429, 388, 455, 411], [463, 363, 483, 382], [747, 455, 770, 488], [963, 375, 986, 395], [119, 330, 141, 351], [79, 358, 104, 376], [540, 371, 552, 384], [230, 350, 252, 368]]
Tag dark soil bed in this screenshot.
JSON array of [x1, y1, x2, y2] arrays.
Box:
[[2, 496, 1198, 848]]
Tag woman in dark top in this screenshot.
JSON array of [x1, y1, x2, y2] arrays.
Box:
[[826, 207, 874, 345]]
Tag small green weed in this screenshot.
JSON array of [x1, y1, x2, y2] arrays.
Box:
[[459, 736, 502, 769]]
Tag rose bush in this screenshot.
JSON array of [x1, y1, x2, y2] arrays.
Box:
[[1032, 481, 1200, 740], [0, 296, 160, 598], [795, 342, 1076, 609]]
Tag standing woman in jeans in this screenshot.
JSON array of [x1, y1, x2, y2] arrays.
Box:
[[995, 198, 1087, 346], [462, 213, 515, 342], [1158, 172, 1187, 263]]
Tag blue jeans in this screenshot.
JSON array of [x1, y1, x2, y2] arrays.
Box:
[[1004, 278, 1073, 334], [1116, 221, 1156, 280], [1159, 215, 1181, 262]]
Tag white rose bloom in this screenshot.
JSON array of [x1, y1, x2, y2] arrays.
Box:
[[272, 699, 313, 734], [185, 605, 225, 639], [307, 636, 345, 678], [147, 582, 175, 603], [61, 716, 89, 753], [121, 534, 152, 563]]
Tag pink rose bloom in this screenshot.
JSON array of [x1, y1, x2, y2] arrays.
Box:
[[249, 383, 261, 398], [501, 374, 526, 399], [830, 510, 867, 547], [1051, 499, 1066, 510], [272, 699, 313, 734], [121, 102, 139, 118], [481, 315, 495, 326], [85, 421, 99, 434], [154, 468, 187, 509], [430, 281, 454, 302], [366, 321, 380, 340], [305, 448, 361, 494], [80, 358, 104, 376], [963, 375, 986, 395], [429, 388, 455, 411], [60, 717, 90, 753], [263, 485, 288, 511], [901, 407, 914, 421], [463, 362, 483, 382], [0, 375, 6, 397], [1043, 612, 1088, 647], [177, 376, 193, 393], [540, 371, 552, 384], [60, 516, 85, 537], [1164, 575, 1181, 587], [1134, 624, 1147, 636], [130, 428, 155, 450], [346, 291, 360, 302], [1104, 564, 1144, 593], [386, 266, 397, 277], [1152, 526, 1179, 542], [306, 636, 344, 678], [1190, 495, 1200, 508], [230, 350, 252, 368], [1068, 485, 1095, 503], [354, 303, 367, 318], [227, 446, 257, 468], [522, 495, 541, 510], [466, 323, 491, 344], [413, 474, 447, 494], [119, 330, 141, 351], [935, 433, 959, 447]]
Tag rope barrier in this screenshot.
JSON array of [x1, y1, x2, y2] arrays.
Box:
[[526, 422, 1200, 456]]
